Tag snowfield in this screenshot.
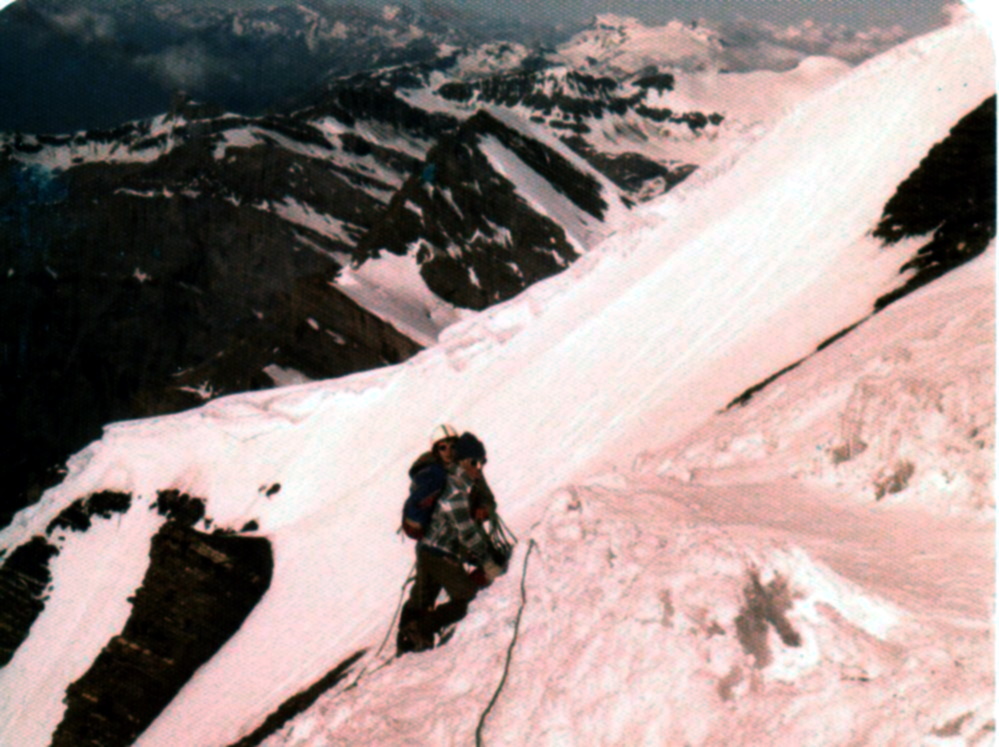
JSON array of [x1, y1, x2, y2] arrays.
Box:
[[0, 13, 994, 747]]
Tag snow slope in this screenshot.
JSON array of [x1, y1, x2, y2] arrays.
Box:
[[335, 251, 473, 346], [651, 250, 995, 516], [0, 15, 993, 747], [282, 244, 993, 745]]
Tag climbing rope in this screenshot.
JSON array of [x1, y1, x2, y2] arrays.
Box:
[[344, 561, 415, 690], [346, 512, 518, 697], [487, 510, 518, 568], [475, 538, 537, 747]]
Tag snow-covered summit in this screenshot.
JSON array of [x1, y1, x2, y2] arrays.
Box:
[[449, 41, 536, 79], [0, 14, 993, 747], [556, 15, 727, 75]]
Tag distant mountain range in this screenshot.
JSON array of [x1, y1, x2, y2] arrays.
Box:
[[1, 1, 860, 523], [0, 0, 914, 135], [0, 0, 565, 134]]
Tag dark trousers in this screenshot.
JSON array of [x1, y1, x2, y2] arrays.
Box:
[[400, 548, 478, 639]]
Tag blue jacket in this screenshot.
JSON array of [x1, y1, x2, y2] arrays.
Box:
[[408, 454, 450, 506]]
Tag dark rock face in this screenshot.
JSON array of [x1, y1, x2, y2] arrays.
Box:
[[0, 491, 131, 669], [153, 490, 206, 527], [436, 66, 724, 137], [561, 138, 698, 200], [435, 67, 710, 201], [438, 69, 622, 118], [0, 536, 60, 668], [633, 71, 677, 92], [294, 75, 460, 145], [46, 491, 132, 535], [0, 108, 423, 526], [726, 98, 996, 409], [50, 519, 274, 747], [873, 95, 996, 309], [2, 488, 273, 743], [358, 110, 606, 309]]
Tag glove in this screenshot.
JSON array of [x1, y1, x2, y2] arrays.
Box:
[[483, 560, 502, 582], [469, 568, 491, 587]]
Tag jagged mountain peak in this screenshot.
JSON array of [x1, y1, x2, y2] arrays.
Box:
[[448, 40, 541, 80], [354, 105, 623, 310], [0, 0, 506, 134]]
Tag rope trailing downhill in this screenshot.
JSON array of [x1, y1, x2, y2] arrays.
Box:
[[475, 538, 537, 747], [345, 562, 417, 690]]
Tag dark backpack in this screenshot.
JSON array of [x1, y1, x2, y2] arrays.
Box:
[[401, 459, 448, 540]]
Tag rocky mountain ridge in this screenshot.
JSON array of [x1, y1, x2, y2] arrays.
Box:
[[0, 62, 626, 523], [0, 15, 992, 747], [0, 0, 564, 134], [356, 108, 621, 309], [1, 94, 436, 523], [1, 8, 854, 527]]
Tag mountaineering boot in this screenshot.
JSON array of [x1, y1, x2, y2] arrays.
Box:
[[397, 620, 433, 655]]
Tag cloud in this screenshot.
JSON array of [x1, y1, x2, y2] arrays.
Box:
[[46, 8, 118, 45], [134, 41, 233, 91], [712, 17, 912, 70], [718, 40, 806, 73]]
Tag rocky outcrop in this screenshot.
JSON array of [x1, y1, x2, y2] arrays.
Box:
[[434, 66, 713, 200], [561, 137, 698, 201], [0, 109, 424, 526], [0, 536, 60, 668], [46, 491, 133, 535], [357, 109, 608, 309], [437, 66, 723, 138], [50, 510, 273, 747], [873, 95, 996, 309], [0, 491, 132, 669], [294, 74, 460, 145]]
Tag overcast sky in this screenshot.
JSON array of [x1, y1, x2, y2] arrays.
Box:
[[324, 0, 984, 37], [467, 0, 956, 34], [0, 0, 979, 32], [0, 0, 993, 42]]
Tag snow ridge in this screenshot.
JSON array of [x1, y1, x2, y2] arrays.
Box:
[[0, 16, 993, 747]]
